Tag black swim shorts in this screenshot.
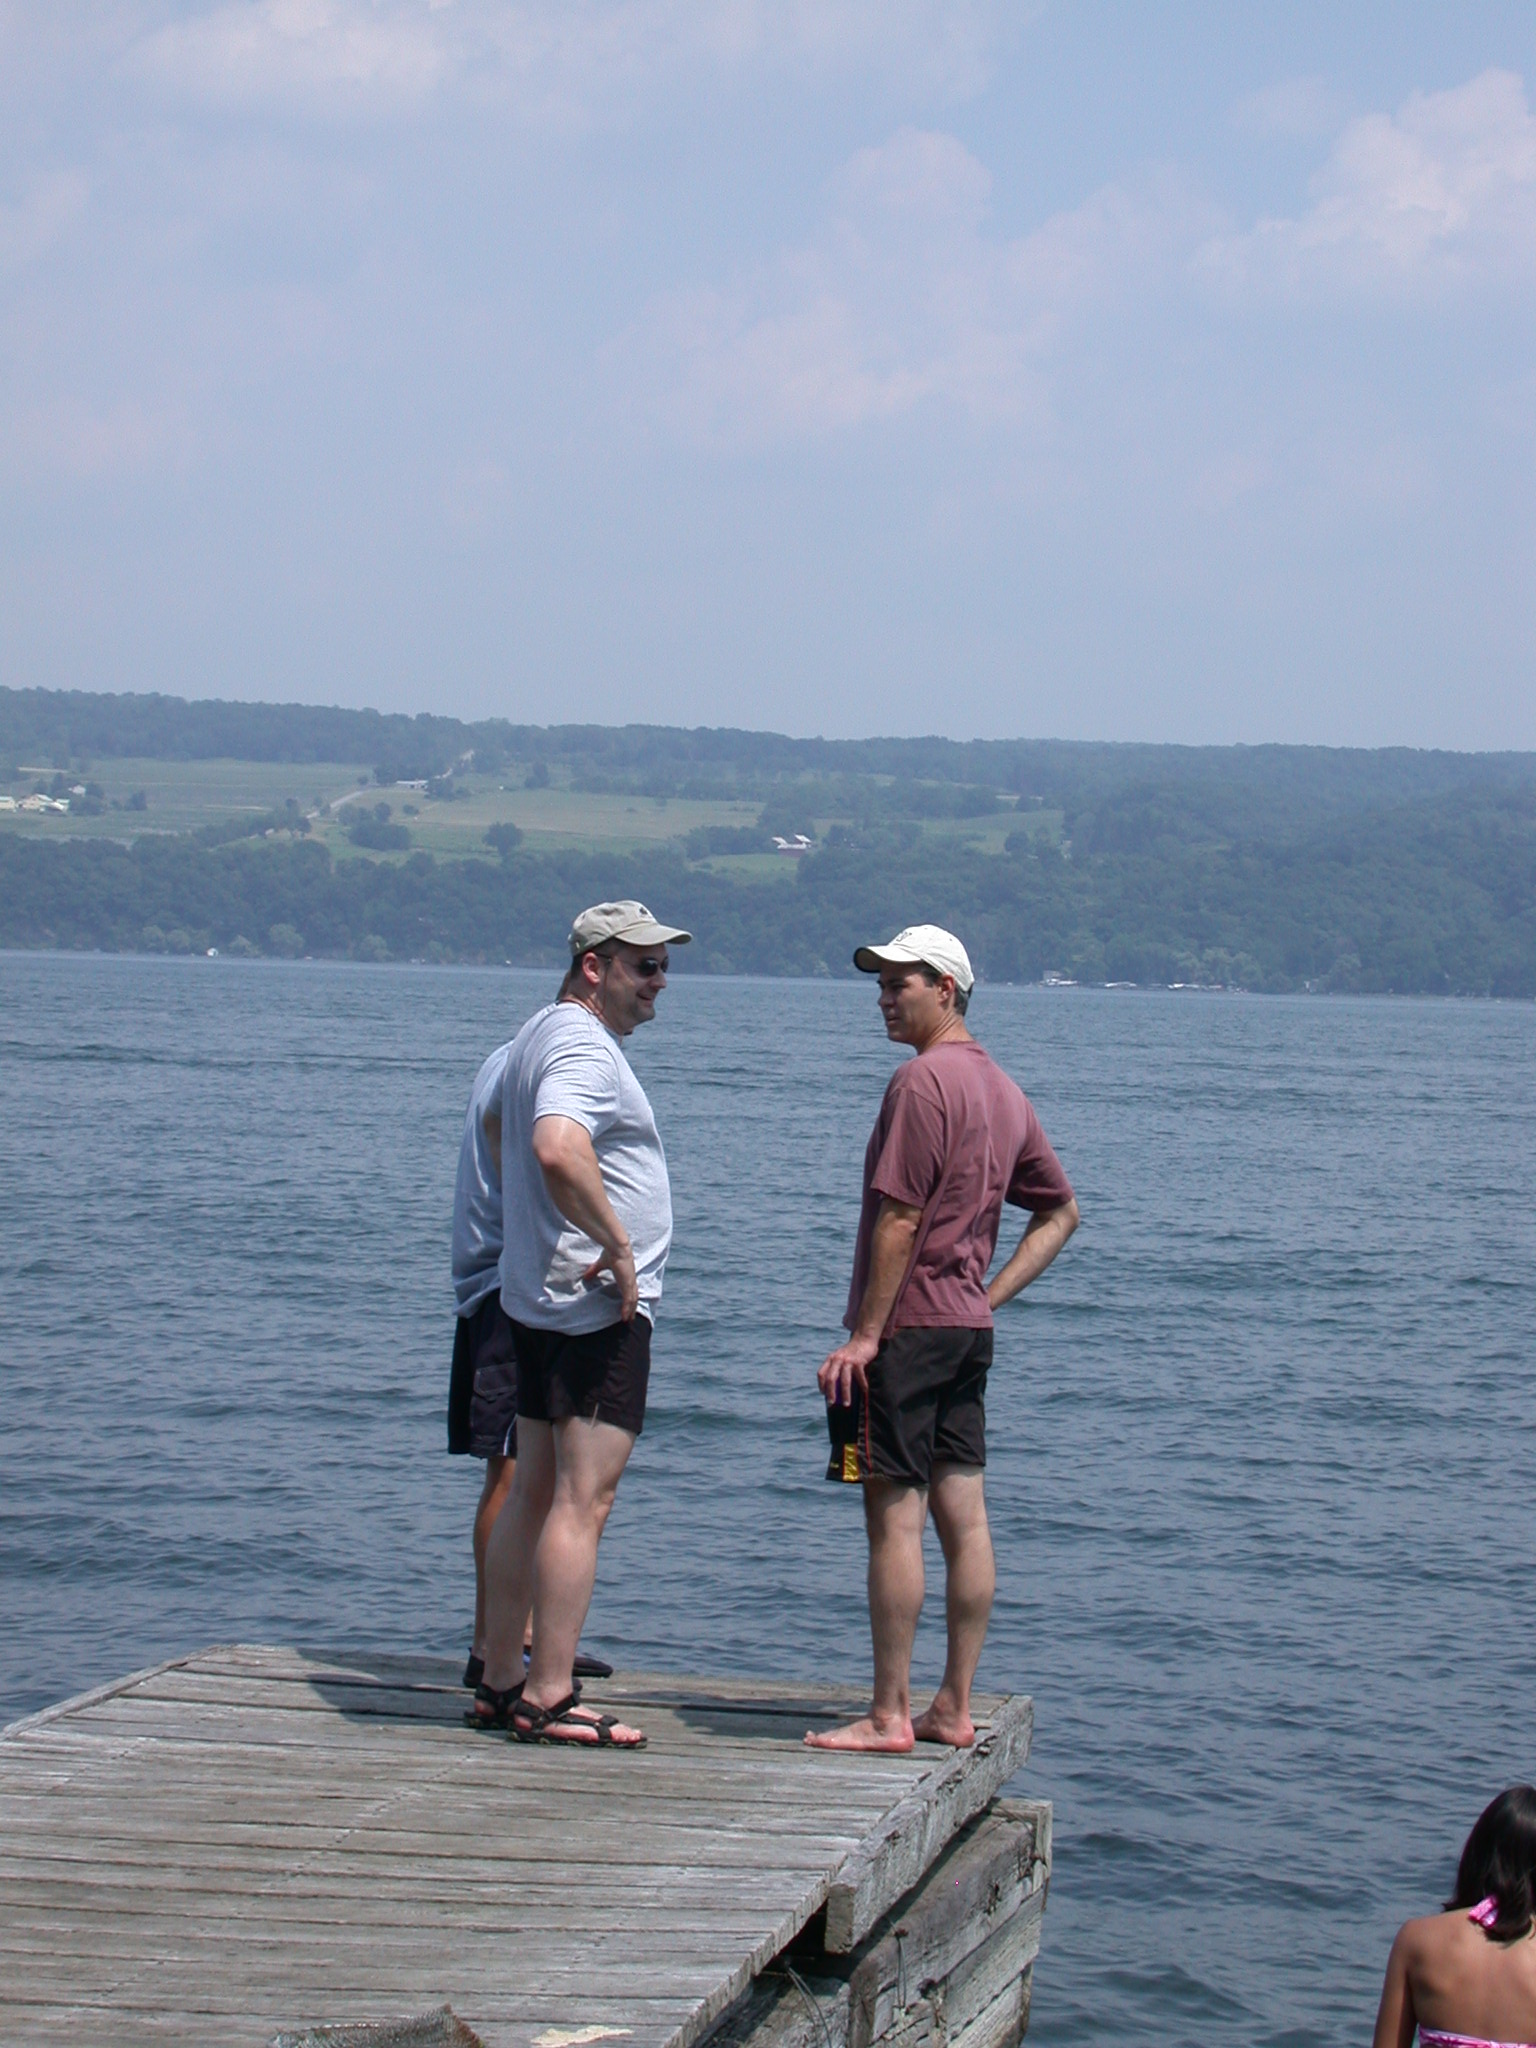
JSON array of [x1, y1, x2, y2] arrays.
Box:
[[447, 1293, 519, 1459], [510, 1313, 651, 1438], [826, 1326, 991, 1487]]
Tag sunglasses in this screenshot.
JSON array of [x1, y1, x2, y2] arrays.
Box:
[[598, 951, 669, 979]]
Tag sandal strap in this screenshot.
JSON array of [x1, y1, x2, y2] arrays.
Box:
[[464, 1678, 524, 1729], [511, 1694, 644, 1748], [511, 1690, 581, 1741]]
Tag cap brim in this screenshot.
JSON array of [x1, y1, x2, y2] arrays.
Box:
[[853, 943, 920, 974]]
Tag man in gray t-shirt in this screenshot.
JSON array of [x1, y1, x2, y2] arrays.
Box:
[[473, 899, 689, 1751]]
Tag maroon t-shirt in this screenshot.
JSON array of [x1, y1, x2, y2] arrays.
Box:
[[845, 1039, 1074, 1332]]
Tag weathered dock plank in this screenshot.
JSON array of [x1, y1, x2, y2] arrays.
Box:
[[0, 1647, 1035, 2048], [822, 1699, 1034, 1952]]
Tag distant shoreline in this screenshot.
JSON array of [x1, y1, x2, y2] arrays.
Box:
[[4, 945, 1533, 1003]]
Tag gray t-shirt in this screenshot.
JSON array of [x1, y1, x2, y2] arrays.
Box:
[[498, 1001, 673, 1333], [451, 1041, 511, 1317]]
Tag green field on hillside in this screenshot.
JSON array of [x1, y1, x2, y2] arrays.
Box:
[[348, 783, 763, 856], [3, 758, 371, 837], [5, 689, 1536, 993], [4, 754, 1041, 860]]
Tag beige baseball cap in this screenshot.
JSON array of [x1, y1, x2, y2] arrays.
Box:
[[853, 923, 974, 993], [568, 899, 692, 955]]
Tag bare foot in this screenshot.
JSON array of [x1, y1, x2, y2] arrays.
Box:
[[912, 1702, 975, 1747], [804, 1715, 915, 1753]]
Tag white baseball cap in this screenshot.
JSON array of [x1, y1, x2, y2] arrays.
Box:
[[853, 924, 974, 993], [568, 899, 692, 955]]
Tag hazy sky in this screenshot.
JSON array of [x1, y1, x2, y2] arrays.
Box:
[[3, 4, 1535, 747]]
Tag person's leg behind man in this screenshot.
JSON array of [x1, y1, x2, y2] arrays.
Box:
[[916, 1463, 994, 1747], [468, 1450, 515, 1675], [474, 1420, 556, 1721], [455, 1299, 521, 1686]]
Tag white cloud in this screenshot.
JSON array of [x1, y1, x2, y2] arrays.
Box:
[[621, 129, 1194, 448], [136, 0, 452, 109], [1206, 69, 1536, 294], [0, 171, 89, 271], [129, 0, 1004, 121]]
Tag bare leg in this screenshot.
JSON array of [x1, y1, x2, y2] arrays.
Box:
[[481, 1422, 555, 1694], [913, 1464, 993, 1747], [471, 1452, 514, 1659], [806, 1479, 927, 1752], [520, 1416, 643, 1744]]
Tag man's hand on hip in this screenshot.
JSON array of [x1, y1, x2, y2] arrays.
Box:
[[583, 1241, 639, 1322], [818, 1331, 880, 1407]]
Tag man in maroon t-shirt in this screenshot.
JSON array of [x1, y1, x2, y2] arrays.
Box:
[[809, 924, 1079, 1753]]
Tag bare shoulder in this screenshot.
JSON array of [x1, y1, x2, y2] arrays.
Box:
[[1393, 1906, 1499, 2006], [1393, 1911, 1447, 1961], [1398, 1909, 1483, 1961]]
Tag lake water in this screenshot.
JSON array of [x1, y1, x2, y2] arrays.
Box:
[[2, 952, 1535, 2047]]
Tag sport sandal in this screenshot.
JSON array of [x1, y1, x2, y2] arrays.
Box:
[[464, 1678, 524, 1731], [509, 1691, 646, 1749]]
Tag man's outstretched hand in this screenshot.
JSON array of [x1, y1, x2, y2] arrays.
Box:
[[818, 1331, 879, 1408]]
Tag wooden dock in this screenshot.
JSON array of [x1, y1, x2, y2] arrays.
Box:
[[0, 1645, 1048, 2048]]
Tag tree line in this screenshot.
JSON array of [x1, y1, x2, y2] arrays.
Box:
[[4, 782, 1534, 994]]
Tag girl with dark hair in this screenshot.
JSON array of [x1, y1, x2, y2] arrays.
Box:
[[1374, 1789, 1536, 2048]]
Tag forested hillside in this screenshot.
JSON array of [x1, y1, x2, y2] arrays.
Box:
[[3, 686, 1534, 993]]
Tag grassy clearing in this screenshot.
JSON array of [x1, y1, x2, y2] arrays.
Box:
[[690, 852, 804, 884], [410, 785, 759, 852], [0, 758, 761, 854], [2, 758, 370, 838], [308, 781, 765, 860], [2, 754, 1053, 861]]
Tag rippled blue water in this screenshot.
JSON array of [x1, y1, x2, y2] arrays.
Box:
[[3, 953, 1535, 2046]]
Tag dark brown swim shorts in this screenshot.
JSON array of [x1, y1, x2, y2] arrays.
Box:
[[826, 1326, 991, 1487]]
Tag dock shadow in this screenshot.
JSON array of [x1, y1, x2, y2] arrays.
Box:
[[291, 1653, 871, 1743], [295, 1650, 471, 1729]]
